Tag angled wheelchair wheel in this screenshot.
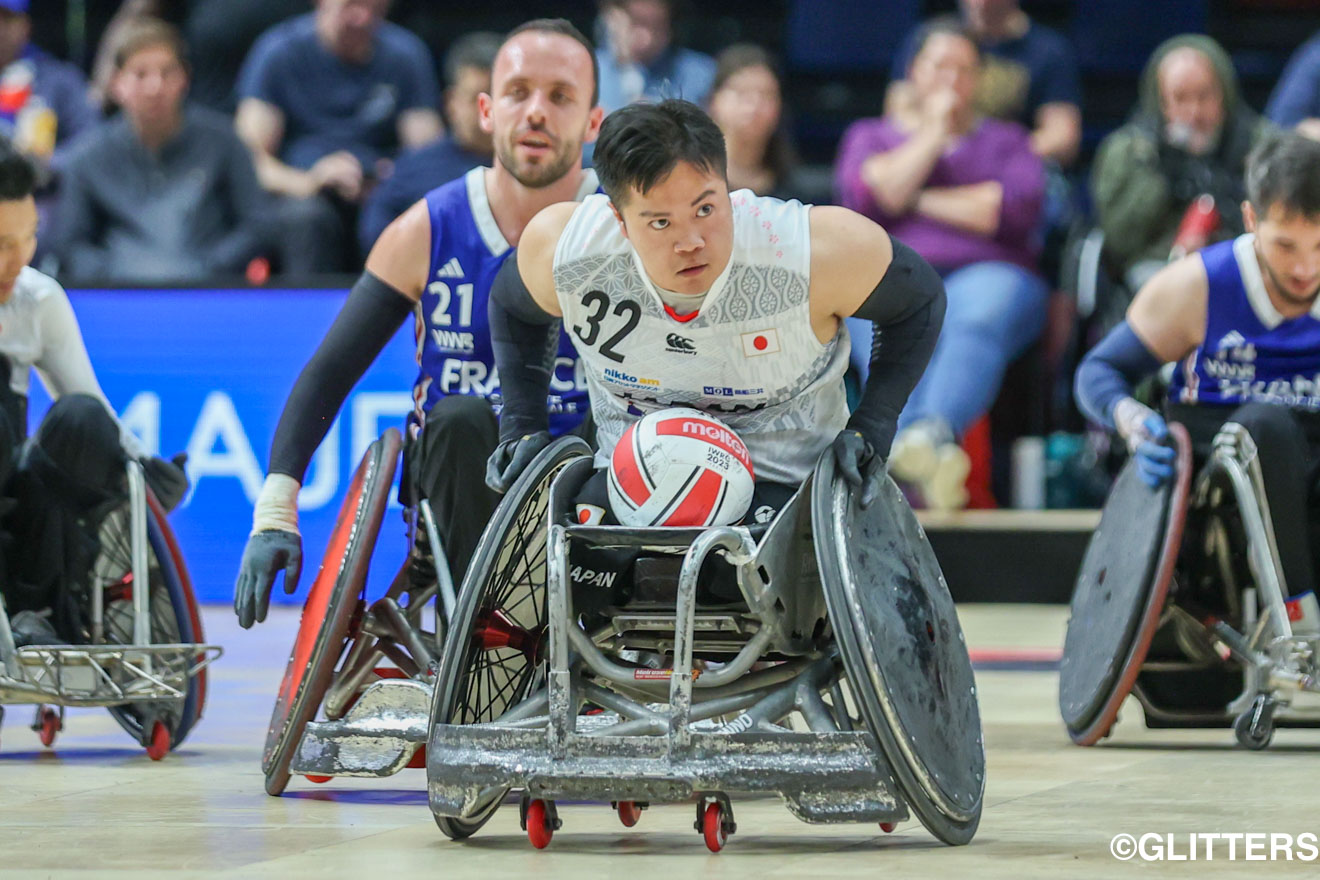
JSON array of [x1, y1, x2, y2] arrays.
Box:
[[430, 436, 591, 841], [812, 453, 985, 846], [97, 490, 205, 753], [1059, 423, 1192, 745], [262, 428, 401, 796]]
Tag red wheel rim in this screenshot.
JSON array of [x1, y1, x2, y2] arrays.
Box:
[[304, 775, 333, 784], [880, 821, 897, 833], [703, 802, 726, 853], [38, 709, 59, 748], [146, 720, 170, 761], [527, 800, 553, 849], [617, 801, 642, 827]]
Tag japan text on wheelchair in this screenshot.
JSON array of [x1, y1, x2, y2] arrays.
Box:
[[1061, 422, 1320, 750], [0, 460, 219, 758]]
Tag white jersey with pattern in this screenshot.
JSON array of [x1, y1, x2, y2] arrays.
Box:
[[552, 190, 850, 485]]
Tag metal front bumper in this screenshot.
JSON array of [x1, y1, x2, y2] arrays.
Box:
[[427, 720, 908, 825], [292, 678, 431, 777]]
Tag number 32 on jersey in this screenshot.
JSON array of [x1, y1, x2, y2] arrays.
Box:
[[574, 289, 640, 363]]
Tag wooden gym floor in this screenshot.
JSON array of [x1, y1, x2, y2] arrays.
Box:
[[1, 604, 1317, 878]]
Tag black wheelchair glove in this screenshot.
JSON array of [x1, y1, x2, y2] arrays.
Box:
[[485, 431, 551, 494], [233, 529, 302, 629], [143, 452, 189, 512], [832, 429, 884, 509]]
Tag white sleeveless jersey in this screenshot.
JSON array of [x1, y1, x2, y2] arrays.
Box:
[[0, 266, 142, 454], [553, 190, 850, 485]]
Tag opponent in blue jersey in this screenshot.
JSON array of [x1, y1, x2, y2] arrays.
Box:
[[233, 19, 604, 628], [412, 165, 593, 436], [1076, 132, 1320, 634]]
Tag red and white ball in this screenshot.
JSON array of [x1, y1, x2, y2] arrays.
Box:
[[608, 408, 755, 527]]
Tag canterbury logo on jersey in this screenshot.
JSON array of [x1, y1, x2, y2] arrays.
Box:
[[435, 257, 464, 278], [665, 333, 697, 354]]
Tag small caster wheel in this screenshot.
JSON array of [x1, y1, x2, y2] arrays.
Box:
[[880, 822, 897, 833], [615, 800, 644, 827], [145, 721, 171, 761], [36, 707, 61, 748], [1234, 695, 1276, 751], [702, 801, 728, 853], [525, 799, 556, 849], [304, 775, 333, 784]]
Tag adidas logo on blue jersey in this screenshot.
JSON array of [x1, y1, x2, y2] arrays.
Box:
[[436, 257, 464, 278]]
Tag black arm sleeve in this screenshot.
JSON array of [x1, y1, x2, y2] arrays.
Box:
[[269, 272, 414, 480], [847, 236, 946, 458], [488, 255, 560, 442]]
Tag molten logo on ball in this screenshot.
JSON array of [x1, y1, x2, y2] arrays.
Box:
[[608, 408, 756, 527]]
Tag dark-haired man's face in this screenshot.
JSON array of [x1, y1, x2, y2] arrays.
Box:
[[0, 195, 36, 303], [1246, 200, 1320, 306], [482, 31, 602, 188], [611, 160, 733, 296]]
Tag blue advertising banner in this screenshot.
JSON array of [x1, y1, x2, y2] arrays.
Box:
[[27, 287, 416, 604]]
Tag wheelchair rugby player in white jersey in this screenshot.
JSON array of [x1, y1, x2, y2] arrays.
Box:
[[436, 99, 986, 848], [487, 98, 947, 522]]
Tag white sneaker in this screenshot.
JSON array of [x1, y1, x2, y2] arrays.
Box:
[[1285, 591, 1320, 636], [889, 420, 948, 482]]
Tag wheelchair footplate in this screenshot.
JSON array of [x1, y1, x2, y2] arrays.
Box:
[[0, 642, 221, 707]]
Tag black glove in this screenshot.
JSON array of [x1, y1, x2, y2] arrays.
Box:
[[832, 429, 884, 509], [485, 431, 551, 494], [143, 452, 189, 512], [233, 529, 302, 628]]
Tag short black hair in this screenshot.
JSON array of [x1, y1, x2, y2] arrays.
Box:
[[0, 139, 37, 201], [593, 99, 727, 206], [443, 31, 501, 86], [909, 15, 981, 69], [1247, 131, 1320, 219], [502, 18, 600, 108]]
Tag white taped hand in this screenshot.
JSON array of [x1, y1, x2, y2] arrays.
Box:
[[251, 473, 301, 536], [1112, 397, 1161, 453]]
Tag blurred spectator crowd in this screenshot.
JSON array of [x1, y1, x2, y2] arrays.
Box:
[[6, 0, 1320, 507]]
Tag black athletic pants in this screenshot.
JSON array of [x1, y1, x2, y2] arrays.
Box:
[[401, 395, 501, 590], [1169, 402, 1320, 598], [0, 392, 127, 638]]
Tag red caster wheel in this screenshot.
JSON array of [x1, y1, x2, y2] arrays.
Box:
[[37, 708, 61, 748], [880, 822, 897, 833], [615, 801, 643, 827], [702, 802, 727, 853], [145, 721, 171, 761], [526, 799, 555, 849], [304, 775, 333, 784]]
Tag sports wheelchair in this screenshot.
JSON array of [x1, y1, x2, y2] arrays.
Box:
[[0, 460, 218, 758], [424, 437, 985, 851], [1061, 422, 1320, 749], [262, 428, 458, 795]]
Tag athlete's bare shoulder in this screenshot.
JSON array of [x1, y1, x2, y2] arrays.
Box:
[[1127, 252, 1209, 362], [807, 205, 894, 318], [364, 199, 432, 301], [516, 201, 581, 316]]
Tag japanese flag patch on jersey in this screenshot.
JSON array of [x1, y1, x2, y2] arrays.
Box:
[[740, 329, 781, 357]]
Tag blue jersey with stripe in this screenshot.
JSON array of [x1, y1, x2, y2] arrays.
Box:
[[412, 166, 596, 434], [1169, 234, 1320, 410]]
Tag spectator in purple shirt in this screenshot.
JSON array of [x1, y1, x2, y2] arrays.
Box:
[[834, 18, 1045, 510]]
